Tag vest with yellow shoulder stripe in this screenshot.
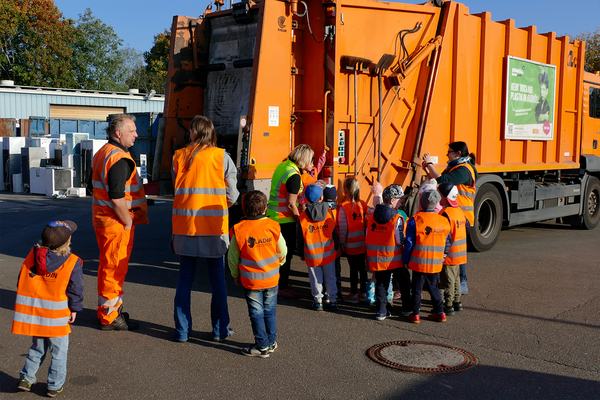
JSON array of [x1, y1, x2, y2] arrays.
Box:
[[408, 211, 451, 274], [12, 249, 81, 337], [298, 209, 337, 267], [91, 142, 148, 228], [447, 163, 476, 225], [440, 206, 468, 266], [172, 145, 228, 236], [233, 217, 282, 290]]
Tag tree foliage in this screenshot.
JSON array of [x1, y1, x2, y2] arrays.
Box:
[[574, 27, 600, 73], [0, 0, 77, 87], [72, 9, 126, 91], [127, 29, 170, 94], [1, 2, 171, 94]]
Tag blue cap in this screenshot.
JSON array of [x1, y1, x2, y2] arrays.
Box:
[[304, 183, 323, 203]]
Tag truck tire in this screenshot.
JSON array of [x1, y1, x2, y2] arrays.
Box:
[[582, 176, 600, 229], [469, 184, 503, 252]]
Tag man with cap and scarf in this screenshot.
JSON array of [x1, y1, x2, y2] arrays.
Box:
[[365, 184, 411, 321], [403, 189, 452, 323], [13, 220, 84, 397]]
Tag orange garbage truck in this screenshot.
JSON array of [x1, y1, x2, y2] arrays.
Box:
[[156, 0, 600, 251]]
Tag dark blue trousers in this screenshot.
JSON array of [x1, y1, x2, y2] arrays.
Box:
[[410, 271, 444, 314]]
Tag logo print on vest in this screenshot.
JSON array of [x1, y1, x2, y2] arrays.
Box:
[[352, 212, 358, 221], [248, 237, 256, 248], [425, 226, 432, 235]]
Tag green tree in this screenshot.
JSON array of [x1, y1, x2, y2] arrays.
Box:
[[0, 0, 77, 87], [574, 27, 600, 73], [71, 9, 126, 91], [144, 29, 170, 94]]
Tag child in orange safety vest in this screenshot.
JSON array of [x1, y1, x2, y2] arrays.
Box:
[[438, 182, 470, 316], [403, 189, 452, 323], [12, 220, 84, 397], [228, 191, 287, 358], [297, 182, 340, 311]]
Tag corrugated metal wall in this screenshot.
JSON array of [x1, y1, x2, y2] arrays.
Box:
[[0, 87, 164, 119]]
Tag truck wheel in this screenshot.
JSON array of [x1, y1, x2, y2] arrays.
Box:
[[582, 176, 600, 229], [469, 184, 503, 252]]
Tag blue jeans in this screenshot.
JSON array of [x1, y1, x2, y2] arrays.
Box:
[[20, 335, 69, 391], [244, 286, 278, 349], [174, 255, 231, 341], [459, 263, 467, 282]]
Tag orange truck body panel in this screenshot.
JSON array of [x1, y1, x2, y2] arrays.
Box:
[[160, 0, 600, 248]]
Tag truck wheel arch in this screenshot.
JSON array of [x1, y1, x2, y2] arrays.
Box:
[[469, 175, 508, 252]]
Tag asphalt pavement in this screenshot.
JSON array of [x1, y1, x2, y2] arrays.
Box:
[[1, 191, 599, 399]]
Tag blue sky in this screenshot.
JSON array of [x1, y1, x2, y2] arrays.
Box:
[[53, 0, 599, 53]]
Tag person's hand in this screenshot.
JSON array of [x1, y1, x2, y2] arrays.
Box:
[[340, 244, 346, 254], [422, 152, 431, 164], [322, 147, 329, 157], [234, 276, 242, 286], [371, 182, 383, 197], [124, 221, 133, 231], [69, 312, 77, 323]]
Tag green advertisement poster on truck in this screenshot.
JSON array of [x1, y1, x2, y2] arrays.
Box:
[[505, 56, 557, 141]]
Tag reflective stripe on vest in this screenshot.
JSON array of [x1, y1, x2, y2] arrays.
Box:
[[441, 206, 468, 265], [233, 218, 281, 290], [299, 210, 336, 267], [172, 145, 228, 236], [408, 212, 451, 274], [12, 250, 79, 337], [267, 160, 302, 224], [341, 200, 367, 254], [448, 163, 476, 225], [365, 213, 402, 271], [91, 143, 148, 228]]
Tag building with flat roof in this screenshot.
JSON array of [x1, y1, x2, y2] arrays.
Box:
[[0, 81, 164, 121]]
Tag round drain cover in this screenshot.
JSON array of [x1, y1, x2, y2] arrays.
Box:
[[367, 341, 478, 374]]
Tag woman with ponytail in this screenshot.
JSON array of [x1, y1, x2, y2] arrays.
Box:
[[171, 115, 239, 342]]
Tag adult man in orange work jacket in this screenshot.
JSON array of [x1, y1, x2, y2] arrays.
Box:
[[91, 114, 148, 330]]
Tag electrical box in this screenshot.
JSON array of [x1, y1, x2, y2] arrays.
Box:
[[337, 130, 348, 164]]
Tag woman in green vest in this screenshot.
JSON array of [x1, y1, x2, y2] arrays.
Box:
[[267, 144, 314, 299]]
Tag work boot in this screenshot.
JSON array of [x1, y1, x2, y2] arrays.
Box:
[[100, 314, 139, 331]]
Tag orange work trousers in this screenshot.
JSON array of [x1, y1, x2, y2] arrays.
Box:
[[95, 224, 135, 325]]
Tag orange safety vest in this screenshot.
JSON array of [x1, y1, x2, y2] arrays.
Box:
[[299, 209, 336, 267], [172, 145, 228, 236], [440, 206, 468, 266], [233, 218, 282, 290], [301, 172, 316, 189], [12, 250, 80, 337], [365, 213, 402, 271], [408, 212, 451, 274], [91, 142, 148, 228], [447, 163, 476, 225], [340, 200, 368, 255]]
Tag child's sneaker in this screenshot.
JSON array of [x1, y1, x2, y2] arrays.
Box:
[[17, 378, 31, 392], [311, 302, 323, 311], [329, 302, 339, 311], [47, 387, 63, 397], [453, 302, 464, 311], [427, 312, 447, 322], [408, 314, 420, 324], [268, 342, 278, 353], [241, 344, 270, 358], [444, 305, 455, 316], [358, 292, 367, 302], [375, 311, 391, 321], [343, 293, 359, 304]]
